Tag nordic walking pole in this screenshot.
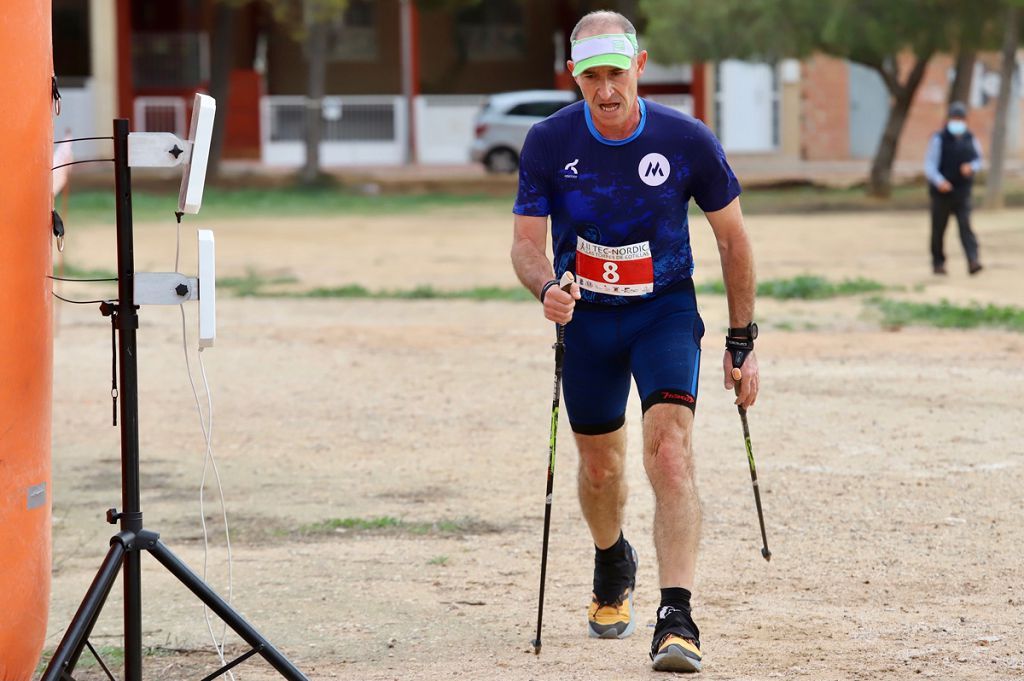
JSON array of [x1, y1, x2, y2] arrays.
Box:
[[732, 367, 772, 561], [532, 271, 575, 655]]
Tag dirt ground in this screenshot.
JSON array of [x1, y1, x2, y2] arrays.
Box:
[[45, 202, 1024, 680]]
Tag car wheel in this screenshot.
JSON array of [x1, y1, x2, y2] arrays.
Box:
[[485, 148, 519, 174]]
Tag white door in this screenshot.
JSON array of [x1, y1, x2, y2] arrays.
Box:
[[717, 60, 777, 153], [848, 62, 888, 159]]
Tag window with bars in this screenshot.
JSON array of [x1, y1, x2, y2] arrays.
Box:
[[326, 0, 379, 62], [132, 31, 209, 89], [455, 0, 526, 61]]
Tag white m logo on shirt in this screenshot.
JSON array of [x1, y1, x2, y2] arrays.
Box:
[[638, 153, 670, 187]]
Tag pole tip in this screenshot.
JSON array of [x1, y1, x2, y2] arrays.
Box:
[[531, 639, 542, 655], [762, 547, 772, 562]]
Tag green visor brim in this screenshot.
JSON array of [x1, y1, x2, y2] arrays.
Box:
[[572, 54, 633, 77]]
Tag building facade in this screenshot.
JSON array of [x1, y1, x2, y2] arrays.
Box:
[[53, 1, 1021, 170]]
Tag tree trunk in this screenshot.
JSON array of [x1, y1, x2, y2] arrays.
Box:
[[867, 54, 931, 198], [301, 21, 328, 185], [399, 0, 417, 164], [948, 48, 976, 107], [984, 6, 1018, 210], [207, 3, 236, 178]]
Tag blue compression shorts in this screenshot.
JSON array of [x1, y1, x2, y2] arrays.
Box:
[[562, 279, 705, 435]]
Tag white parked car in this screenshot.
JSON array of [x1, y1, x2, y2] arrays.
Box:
[[470, 90, 578, 173]]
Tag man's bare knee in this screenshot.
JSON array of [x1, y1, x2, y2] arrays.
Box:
[[579, 456, 623, 491], [645, 437, 695, 493], [576, 430, 627, 492], [643, 406, 695, 494]]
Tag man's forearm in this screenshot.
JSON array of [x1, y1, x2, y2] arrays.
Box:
[[718, 233, 756, 328], [511, 238, 556, 300]]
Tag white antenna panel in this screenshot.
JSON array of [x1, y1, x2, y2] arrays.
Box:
[[178, 94, 216, 215], [198, 229, 216, 348]]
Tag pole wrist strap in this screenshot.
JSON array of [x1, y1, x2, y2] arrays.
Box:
[[540, 279, 560, 302], [725, 335, 754, 369]]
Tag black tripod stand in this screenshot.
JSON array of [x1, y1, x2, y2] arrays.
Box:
[[42, 120, 308, 681]]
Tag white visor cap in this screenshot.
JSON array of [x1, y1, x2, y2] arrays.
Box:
[[570, 33, 638, 76]]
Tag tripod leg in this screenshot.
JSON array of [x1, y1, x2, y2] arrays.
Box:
[[41, 538, 127, 681], [124, 548, 143, 681], [147, 539, 308, 681]]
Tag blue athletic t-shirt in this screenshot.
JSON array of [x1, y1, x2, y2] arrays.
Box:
[[513, 98, 741, 305]]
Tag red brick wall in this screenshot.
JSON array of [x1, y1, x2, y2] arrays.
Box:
[[801, 54, 850, 160], [799, 51, 1013, 163]]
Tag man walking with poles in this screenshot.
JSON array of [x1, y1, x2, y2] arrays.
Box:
[[511, 9, 760, 673]]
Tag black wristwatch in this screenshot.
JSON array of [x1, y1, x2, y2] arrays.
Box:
[[727, 322, 758, 340]]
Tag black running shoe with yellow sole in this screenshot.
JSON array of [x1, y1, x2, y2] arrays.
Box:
[[587, 543, 638, 639], [651, 633, 702, 672], [651, 605, 702, 672]]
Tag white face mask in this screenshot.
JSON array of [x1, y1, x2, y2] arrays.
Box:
[[947, 120, 967, 136]]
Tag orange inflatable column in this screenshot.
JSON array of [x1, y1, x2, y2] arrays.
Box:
[[0, 1, 54, 679]]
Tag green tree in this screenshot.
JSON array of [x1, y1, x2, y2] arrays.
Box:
[[641, 0, 991, 198], [255, 0, 350, 184], [945, 1, 1012, 117], [252, 0, 479, 179]]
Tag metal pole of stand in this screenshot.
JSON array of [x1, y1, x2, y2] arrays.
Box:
[[113, 117, 145, 681]]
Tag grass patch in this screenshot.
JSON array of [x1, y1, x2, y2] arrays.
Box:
[[294, 284, 533, 302], [694, 280, 727, 295], [733, 183, 930, 214], [37, 645, 177, 674], [697, 275, 885, 300], [53, 261, 118, 280], [760, 275, 885, 299], [306, 516, 404, 532], [66, 188, 510, 224], [428, 555, 450, 566], [37, 645, 124, 673], [299, 516, 500, 537], [218, 269, 299, 296], [53, 265, 885, 307], [237, 275, 884, 303], [52, 263, 302, 298], [868, 297, 1024, 332]]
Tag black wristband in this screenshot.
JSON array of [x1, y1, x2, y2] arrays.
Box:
[[539, 279, 560, 302]]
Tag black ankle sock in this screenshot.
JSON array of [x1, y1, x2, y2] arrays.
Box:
[[659, 587, 692, 613], [593, 532, 633, 603], [595, 532, 626, 559]]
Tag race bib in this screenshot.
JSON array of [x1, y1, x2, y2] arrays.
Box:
[[575, 236, 654, 296]]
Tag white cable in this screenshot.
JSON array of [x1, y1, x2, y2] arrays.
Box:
[[180, 307, 235, 679], [174, 219, 181, 272], [177, 230, 236, 678]]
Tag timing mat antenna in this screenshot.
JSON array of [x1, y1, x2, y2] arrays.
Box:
[[42, 95, 308, 681]]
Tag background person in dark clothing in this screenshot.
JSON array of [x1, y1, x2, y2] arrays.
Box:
[[924, 101, 984, 275]]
